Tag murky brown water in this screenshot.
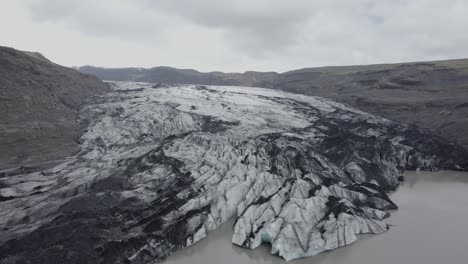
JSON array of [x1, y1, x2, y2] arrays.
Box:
[[164, 171, 468, 264]]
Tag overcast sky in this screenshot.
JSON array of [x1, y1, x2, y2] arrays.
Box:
[[1, 0, 468, 72]]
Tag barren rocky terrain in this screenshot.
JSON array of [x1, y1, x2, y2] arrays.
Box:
[[0, 46, 109, 170], [273, 60, 468, 149]]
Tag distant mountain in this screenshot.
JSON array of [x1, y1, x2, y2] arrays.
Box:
[[77, 65, 279, 87], [78, 59, 468, 148], [0, 46, 109, 169], [274, 59, 468, 149]]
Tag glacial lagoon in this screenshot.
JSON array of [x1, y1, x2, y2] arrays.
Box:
[[164, 170, 468, 264]]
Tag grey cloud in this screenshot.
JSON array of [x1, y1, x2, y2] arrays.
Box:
[[27, 0, 167, 40], [14, 0, 468, 71], [140, 0, 391, 57], [142, 0, 317, 54]]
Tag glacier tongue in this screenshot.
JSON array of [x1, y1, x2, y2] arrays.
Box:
[[1, 82, 467, 263]]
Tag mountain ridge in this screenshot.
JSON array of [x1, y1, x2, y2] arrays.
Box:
[[77, 65, 280, 87], [78, 57, 468, 76]]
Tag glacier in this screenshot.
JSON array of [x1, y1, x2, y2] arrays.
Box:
[[0, 82, 467, 263]]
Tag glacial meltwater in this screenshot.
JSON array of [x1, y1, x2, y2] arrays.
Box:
[[163, 170, 468, 264]]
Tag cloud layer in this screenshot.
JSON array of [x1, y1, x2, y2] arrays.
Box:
[[1, 0, 468, 72]]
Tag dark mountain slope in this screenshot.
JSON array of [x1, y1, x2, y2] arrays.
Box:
[[0, 46, 109, 169], [79, 59, 468, 148], [274, 59, 468, 148]]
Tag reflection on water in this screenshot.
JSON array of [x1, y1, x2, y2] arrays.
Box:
[[163, 171, 468, 264]]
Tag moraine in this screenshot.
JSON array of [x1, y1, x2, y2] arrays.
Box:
[[0, 82, 467, 264]]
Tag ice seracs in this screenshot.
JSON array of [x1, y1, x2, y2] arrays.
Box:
[[1, 82, 467, 264]]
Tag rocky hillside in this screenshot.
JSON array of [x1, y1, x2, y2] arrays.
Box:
[[0, 46, 109, 169], [1, 82, 466, 263], [274, 59, 468, 149], [79, 59, 468, 149], [77, 65, 279, 87]]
